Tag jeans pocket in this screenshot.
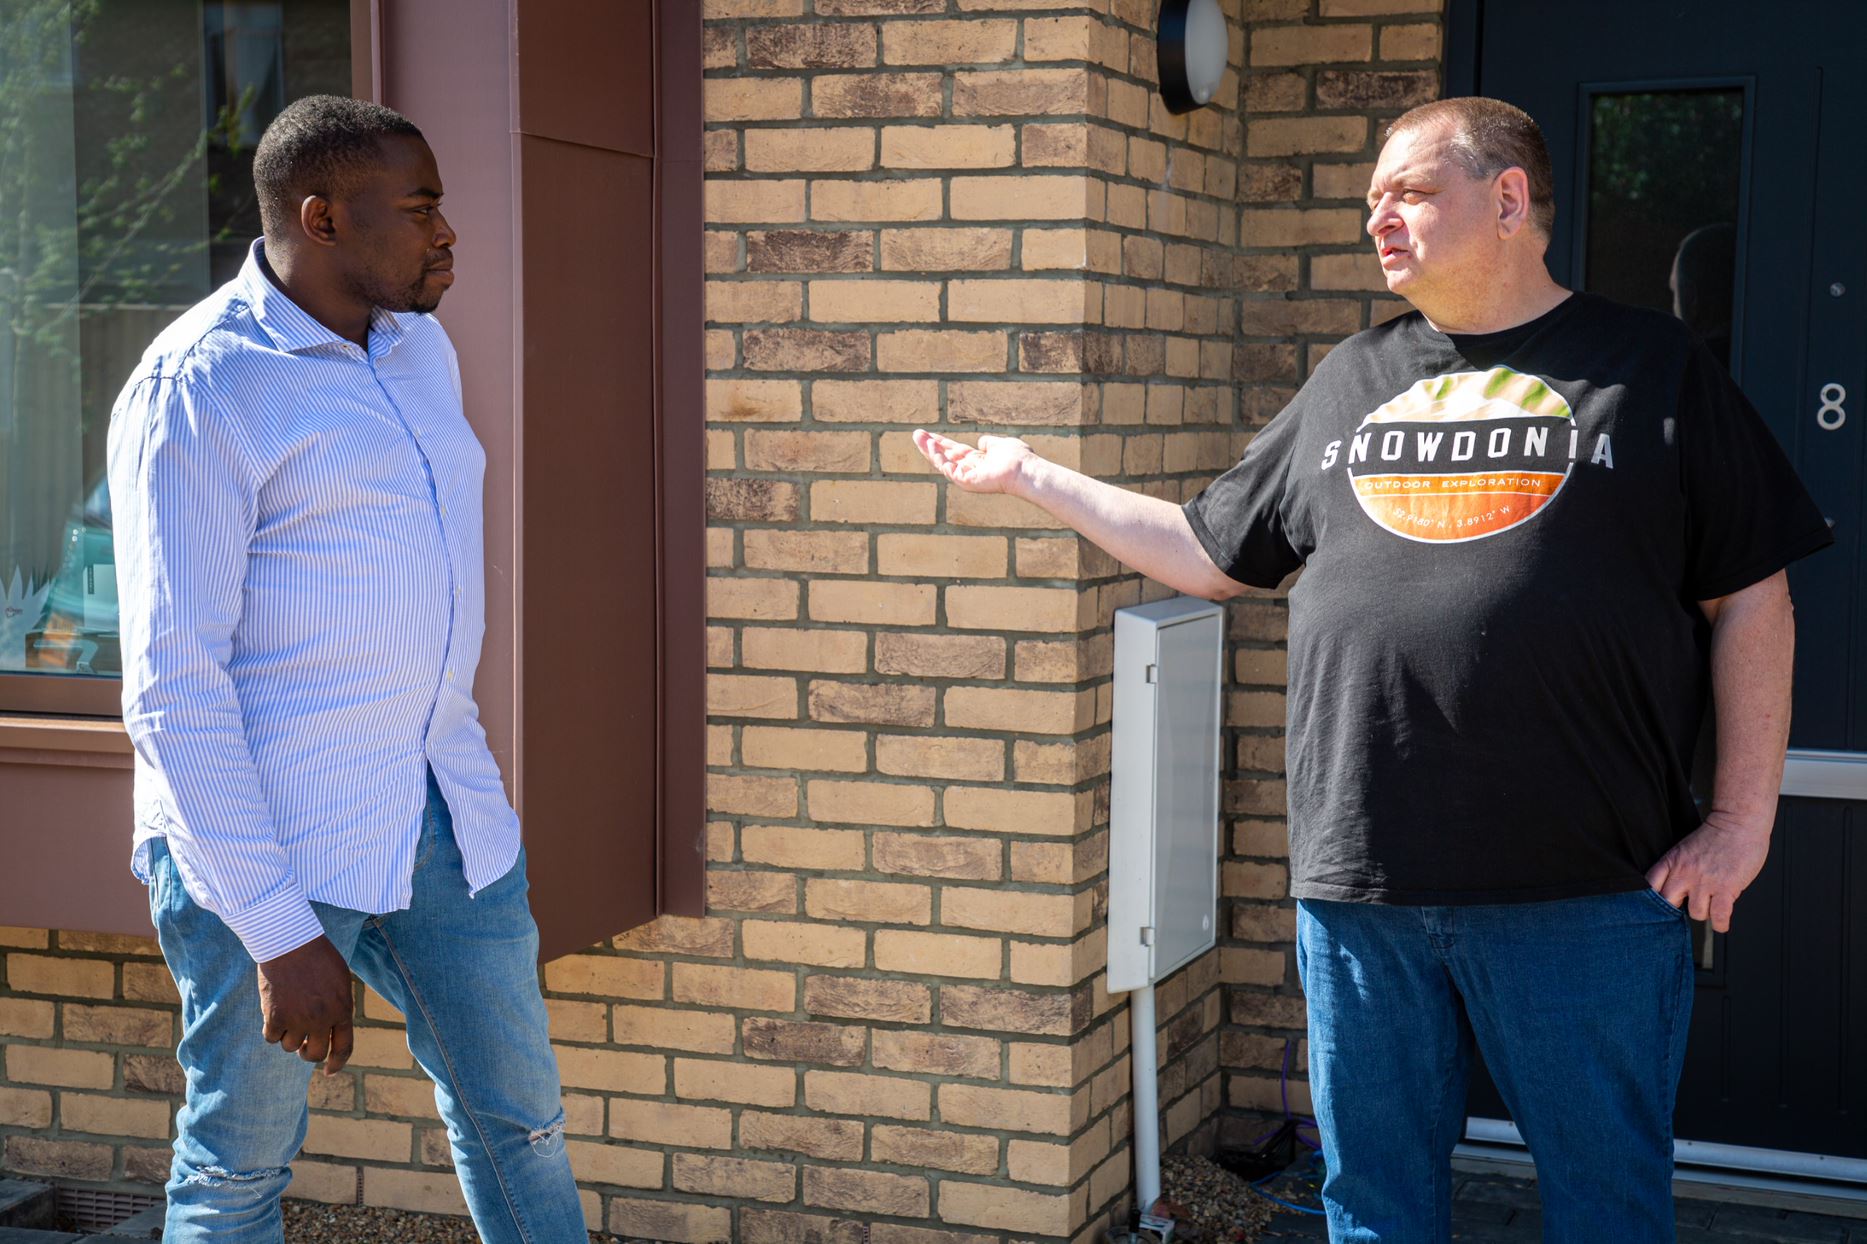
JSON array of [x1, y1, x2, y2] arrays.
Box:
[[1639, 885, 1687, 918]]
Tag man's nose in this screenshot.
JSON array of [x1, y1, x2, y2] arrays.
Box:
[[1367, 200, 1398, 239], [433, 211, 458, 248]]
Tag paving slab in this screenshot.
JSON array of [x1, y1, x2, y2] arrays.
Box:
[[0, 1185, 54, 1231]]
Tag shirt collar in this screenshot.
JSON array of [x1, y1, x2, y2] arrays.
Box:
[[240, 238, 417, 359]]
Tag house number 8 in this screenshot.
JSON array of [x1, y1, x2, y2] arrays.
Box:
[[1817, 383, 1847, 431]]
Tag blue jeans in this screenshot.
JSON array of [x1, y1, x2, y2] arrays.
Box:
[[149, 770, 585, 1244], [1296, 890, 1695, 1243]]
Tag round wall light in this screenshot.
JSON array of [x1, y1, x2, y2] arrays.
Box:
[[1157, 0, 1229, 115]]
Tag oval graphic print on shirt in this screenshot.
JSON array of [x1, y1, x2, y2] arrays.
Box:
[[1341, 366, 1576, 544]]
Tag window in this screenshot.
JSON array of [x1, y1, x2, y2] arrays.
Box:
[[0, 0, 350, 714]]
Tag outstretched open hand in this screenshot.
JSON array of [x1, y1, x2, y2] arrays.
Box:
[[912, 429, 1035, 495]]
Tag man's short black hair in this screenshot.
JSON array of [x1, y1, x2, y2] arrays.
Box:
[[253, 95, 424, 238]]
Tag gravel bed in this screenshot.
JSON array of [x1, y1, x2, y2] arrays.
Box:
[[1153, 1151, 1329, 1243], [281, 1201, 620, 1243]]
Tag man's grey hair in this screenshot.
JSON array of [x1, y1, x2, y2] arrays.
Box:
[[1385, 97, 1556, 237]]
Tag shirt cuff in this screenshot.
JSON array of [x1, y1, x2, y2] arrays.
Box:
[[220, 888, 326, 964]]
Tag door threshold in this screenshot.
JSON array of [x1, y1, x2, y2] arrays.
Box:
[[1456, 1131, 1867, 1218]]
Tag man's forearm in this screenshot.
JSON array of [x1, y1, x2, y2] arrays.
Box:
[[1705, 574, 1796, 833], [1013, 457, 1248, 601]]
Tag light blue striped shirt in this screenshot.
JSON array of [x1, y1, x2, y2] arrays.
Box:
[[107, 239, 519, 963]]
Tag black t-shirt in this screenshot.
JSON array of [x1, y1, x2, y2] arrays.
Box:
[[1184, 291, 1833, 904]]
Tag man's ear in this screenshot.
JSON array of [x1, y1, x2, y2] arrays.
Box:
[[1494, 166, 1532, 240], [298, 194, 339, 248]]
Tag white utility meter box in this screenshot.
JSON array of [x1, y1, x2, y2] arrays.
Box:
[[1106, 596, 1224, 994]]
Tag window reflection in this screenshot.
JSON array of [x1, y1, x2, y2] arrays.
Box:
[[0, 0, 347, 679], [1585, 88, 1744, 370]]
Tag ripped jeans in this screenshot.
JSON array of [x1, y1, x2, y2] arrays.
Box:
[[148, 769, 586, 1244]]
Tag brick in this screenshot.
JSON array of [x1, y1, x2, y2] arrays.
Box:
[[675, 1057, 797, 1107], [881, 125, 1015, 170], [705, 0, 802, 12], [554, 1046, 666, 1095], [940, 1083, 1081, 1136], [882, 19, 1017, 64], [805, 1070, 930, 1121], [744, 531, 869, 575], [0, 998, 54, 1038], [809, 580, 937, 626], [875, 329, 1007, 373], [947, 278, 1086, 325], [1312, 251, 1387, 292], [944, 686, 1091, 734], [6, 1135, 113, 1181], [1381, 22, 1442, 61], [873, 930, 1001, 979], [0, 928, 47, 947], [607, 1197, 734, 1244], [60, 1003, 168, 1047], [946, 584, 1086, 633], [809, 480, 937, 526], [708, 578, 799, 623], [123, 1052, 184, 1096], [809, 278, 942, 323], [706, 179, 808, 224], [807, 779, 935, 828], [708, 673, 799, 721], [545, 953, 664, 1000], [707, 278, 804, 323], [874, 734, 1003, 783], [707, 477, 799, 522], [743, 724, 870, 771], [0, 1085, 51, 1127], [869, 1227, 995, 1244], [804, 975, 931, 1024], [7, 1045, 112, 1088], [610, 1099, 734, 1149], [943, 786, 1084, 836], [805, 878, 933, 925], [941, 983, 1083, 1036], [811, 178, 945, 223], [744, 327, 871, 371], [1239, 297, 1363, 336], [740, 1110, 866, 1161], [742, 628, 869, 676], [743, 919, 868, 968], [709, 870, 799, 914], [874, 534, 1006, 580], [880, 228, 1014, 272], [673, 1152, 798, 1202], [811, 72, 943, 118], [747, 229, 873, 275], [568, 1139, 661, 1189], [940, 887, 1075, 938], [746, 128, 878, 174], [743, 1016, 867, 1066], [816, 0, 942, 10], [872, 832, 1001, 881], [363, 1073, 442, 1118], [1248, 116, 1368, 158], [750, 429, 872, 476], [872, 1030, 1000, 1079], [708, 376, 793, 426], [953, 68, 1090, 117], [950, 380, 1089, 428], [1242, 208, 1365, 249], [804, 1165, 930, 1216], [611, 1005, 737, 1054], [59, 1090, 170, 1138], [8, 954, 112, 998], [872, 632, 1005, 679], [1250, 24, 1372, 67], [811, 379, 939, 425], [742, 825, 869, 871], [673, 962, 799, 1012], [950, 175, 1092, 221], [742, 1209, 868, 1244], [748, 23, 878, 69], [1316, 68, 1438, 111], [866, 1125, 996, 1176], [1009, 834, 1107, 887], [304, 1114, 413, 1162], [808, 681, 936, 728]]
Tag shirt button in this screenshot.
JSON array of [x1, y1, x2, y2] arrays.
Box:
[[446, 670, 455, 681]]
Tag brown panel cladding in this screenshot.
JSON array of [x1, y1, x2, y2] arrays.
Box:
[[514, 0, 656, 157], [653, 1, 709, 918], [515, 131, 662, 950], [0, 760, 144, 934]]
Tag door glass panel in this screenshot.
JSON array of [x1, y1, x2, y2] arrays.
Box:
[[1584, 89, 1745, 369], [0, 0, 348, 686]]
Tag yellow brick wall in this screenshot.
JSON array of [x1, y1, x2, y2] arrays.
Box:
[[0, 1, 1448, 1239]]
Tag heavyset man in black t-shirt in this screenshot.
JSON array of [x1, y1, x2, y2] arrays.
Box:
[[914, 97, 1831, 1240]]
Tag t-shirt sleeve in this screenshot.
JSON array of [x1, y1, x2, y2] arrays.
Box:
[[1677, 338, 1834, 600], [1182, 398, 1307, 589]]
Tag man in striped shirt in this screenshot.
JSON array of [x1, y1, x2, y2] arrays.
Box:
[[108, 96, 585, 1243]]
